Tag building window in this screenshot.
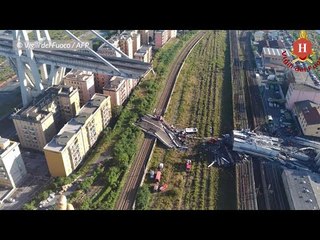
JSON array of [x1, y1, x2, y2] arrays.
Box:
[[316, 132, 319, 134], [304, 128, 306, 132], [317, 127, 320, 130]]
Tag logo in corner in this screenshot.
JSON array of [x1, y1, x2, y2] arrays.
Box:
[[282, 30, 320, 72], [291, 30, 314, 64]]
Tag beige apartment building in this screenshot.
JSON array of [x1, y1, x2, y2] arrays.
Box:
[[103, 76, 127, 107], [103, 76, 138, 107], [134, 45, 152, 63], [131, 32, 141, 55], [63, 70, 95, 106], [44, 94, 111, 177], [12, 86, 80, 151], [294, 100, 320, 137]]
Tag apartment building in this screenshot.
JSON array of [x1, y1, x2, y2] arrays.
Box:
[[139, 30, 150, 45], [131, 32, 141, 54], [103, 76, 127, 107], [134, 45, 152, 63], [168, 30, 177, 39], [63, 70, 95, 106], [0, 137, 27, 188], [94, 74, 113, 93], [44, 94, 111, 177], [97, 36, 121, 57], [155, 30, 169, 49], [119, 33, 133, 58], [285, 70, 320, 110], [294, 100, 320, 137], [12, 86, 80, 151], [102, 76, 138, 107]]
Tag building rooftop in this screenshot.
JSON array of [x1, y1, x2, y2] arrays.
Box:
[[103, 76, 125, 91], [269, 39, 285, 49], [64, 70, 93, 82], [0, 139, 16, 157], [263, 47, 287, 57], [135, 45, 151, 57], [0, 137, 11, 155], [44, 93, 107, 152], [295, 100, 320, 125], [44, 119, 82, 152], [283, 169, 320, 210], [289, 70, 320, 90], [12, 105, 52, 123], [11, 85, 77, 122]]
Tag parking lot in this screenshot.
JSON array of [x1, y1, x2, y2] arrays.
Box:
[[260, 80, 299, 138], [0, 149, 51, 210], [21, 149, 50, 177]]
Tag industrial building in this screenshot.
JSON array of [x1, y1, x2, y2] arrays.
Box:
[[103, 76, 138, 107], [44, 94, 111, 177], [0, 137, 27, 188], [262, 47, 289, 69], [63, 70, 95, 106], [282, 169, 320, 210], [285, 70, 320, 110], [294, 100, 320, 137], [12, 86, 80, 151]]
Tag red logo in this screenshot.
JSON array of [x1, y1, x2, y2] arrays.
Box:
[[282, 30, 320, 71], [291, 30, 314, 63]]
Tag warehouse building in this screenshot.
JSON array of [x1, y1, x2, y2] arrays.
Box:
[[282, 169, 320, 210]]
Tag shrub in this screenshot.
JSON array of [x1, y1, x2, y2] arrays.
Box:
[[135, 185, 151, 210]]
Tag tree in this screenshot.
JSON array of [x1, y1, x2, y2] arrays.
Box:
[[112, 105, 123, 118], [135, 185, 151, 210]]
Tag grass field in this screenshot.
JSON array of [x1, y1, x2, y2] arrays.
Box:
[[144, 31, 237, 210]]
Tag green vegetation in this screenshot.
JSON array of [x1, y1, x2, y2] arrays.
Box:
[[47, 30, 87, 40], [0, 63, 15, 82], [23, 31, 197, 210], [145, 31, 236, 210], [0, 90, 21, 118], [135, 185, 151, 210]]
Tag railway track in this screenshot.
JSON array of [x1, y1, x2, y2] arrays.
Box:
[[240, 31, 266, 129], [115, 31, 206, 210], [236, 158, 258, 210], [230, 30, 258, 210], [229, 30, 248, 130]]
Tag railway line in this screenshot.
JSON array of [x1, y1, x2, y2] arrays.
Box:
[[236, 157, 258, 210], [230, 30, 248, 130], [261, 162, 288, 209], [240, 31, 266, 129], [230, 30, 258, 210], [233, 31, 289, 210], [115, 31, 206, 210]]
